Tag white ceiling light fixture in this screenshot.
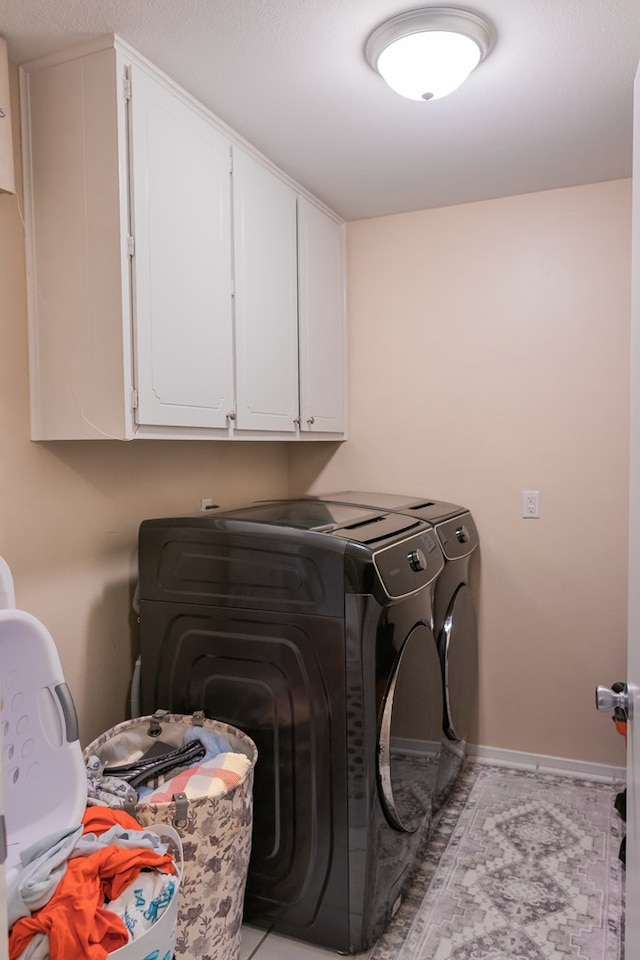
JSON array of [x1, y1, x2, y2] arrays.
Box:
[[365, 6, 494, 102]]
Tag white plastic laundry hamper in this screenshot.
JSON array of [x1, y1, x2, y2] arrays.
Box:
[[0, 557, 182, 960], [84, 712, 257, 960]]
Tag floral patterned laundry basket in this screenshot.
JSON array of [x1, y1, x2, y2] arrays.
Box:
[[84, 713, 257, 960]]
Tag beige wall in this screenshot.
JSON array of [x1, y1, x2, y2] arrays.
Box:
[[0, 67, 290, 745], [289, 179, 631, 768], [3, 58, 632, 767]]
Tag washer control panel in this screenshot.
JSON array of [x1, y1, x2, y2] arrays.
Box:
[[373, 531, 444, 599], [435, 512, 479, 560]]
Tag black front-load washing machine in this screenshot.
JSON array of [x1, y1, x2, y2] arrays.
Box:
[[307, 492, 480, 812], [137, 498, 445, 954]]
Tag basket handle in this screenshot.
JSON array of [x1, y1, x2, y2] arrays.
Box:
[[172, 791, 189, 828], [54, 682, 80, 743]]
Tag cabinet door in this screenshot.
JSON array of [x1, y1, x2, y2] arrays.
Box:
[[233, 148, 299, 432], [21, 49, 129, 440], [129, 64, 234, 429], [297, 198, 346, 434], [0, 38, 15, 194]]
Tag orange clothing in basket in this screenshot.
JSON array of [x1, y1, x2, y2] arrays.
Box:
[[9, 807, 175, 960]]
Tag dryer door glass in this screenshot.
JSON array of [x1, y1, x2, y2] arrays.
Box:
[[378, 622, 443, 832], [440, 583, 478, 742]]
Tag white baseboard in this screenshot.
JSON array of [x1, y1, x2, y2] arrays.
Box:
[[467, 743, 625, 783]]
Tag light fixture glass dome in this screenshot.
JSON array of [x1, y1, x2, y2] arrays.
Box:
[[365, 6, 494, 102]]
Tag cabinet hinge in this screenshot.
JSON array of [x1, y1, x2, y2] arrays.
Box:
[[131, 388, 138, 410], [123, 73, 132, 102], [127, 235, 135, 257]]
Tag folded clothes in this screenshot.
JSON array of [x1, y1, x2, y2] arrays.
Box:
[[87, 725, 235, 808], [144, 752, 251, 804], [136, 728, 236, 801], [184, 725, 233, 760]]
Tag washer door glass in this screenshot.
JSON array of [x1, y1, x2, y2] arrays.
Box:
[[378, 623, 443, 833], [440, 583, 478, 742]]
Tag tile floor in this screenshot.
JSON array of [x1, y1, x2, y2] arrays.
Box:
[[240, 925, 337, 959]]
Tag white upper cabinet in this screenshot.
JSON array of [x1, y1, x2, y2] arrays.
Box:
[[297, 197, 346, 434], [0, 37, 15, 194], [22, 48, 131, 440], [128, 63, 234, 429], [20, 37, 346, 441], [233, 148, 299, 433]]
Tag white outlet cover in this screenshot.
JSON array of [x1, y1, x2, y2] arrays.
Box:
[[522, 490, 540, 518]]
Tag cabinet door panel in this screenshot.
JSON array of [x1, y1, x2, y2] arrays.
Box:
[[297, 198, 346, 434], [233, 148, 298, 432], [129, 65, 234, 428], [0, 38, 15, 194], [22, 50, 128, 440]]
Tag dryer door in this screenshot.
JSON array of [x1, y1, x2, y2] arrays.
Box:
[[440, 583, 478, 742], [378, 622, 443, 832]]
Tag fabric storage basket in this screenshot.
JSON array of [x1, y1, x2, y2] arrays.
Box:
[[84, 712, 257, 960]]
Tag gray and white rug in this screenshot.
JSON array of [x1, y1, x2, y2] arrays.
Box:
[[360, 763, 624, 960]]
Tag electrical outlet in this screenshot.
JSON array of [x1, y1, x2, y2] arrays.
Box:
[[200, 498, 219, 512], [522, 490, 540, 519]]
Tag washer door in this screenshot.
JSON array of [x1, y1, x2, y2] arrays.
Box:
[[378, 622, 443, 832], [440, 583, 478, 742]]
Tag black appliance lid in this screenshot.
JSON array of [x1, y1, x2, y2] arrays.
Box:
[[215, 499, 425, 546], [311, 491, 468, 523]]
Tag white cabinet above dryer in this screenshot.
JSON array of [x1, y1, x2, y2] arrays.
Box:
[[232, 147, 299, 434], [128, 62, 235, 431], [0, 37, 15, 195], [20, 37, 346, 442], [298, 197, 346, 435]]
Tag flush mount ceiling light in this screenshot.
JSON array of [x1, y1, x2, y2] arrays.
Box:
[[365, 6, 494, 101]]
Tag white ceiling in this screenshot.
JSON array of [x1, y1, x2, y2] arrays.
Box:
[[1, 0, 640, 220]]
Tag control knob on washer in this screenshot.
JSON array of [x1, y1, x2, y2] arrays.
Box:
[[407, 548, 427, 572]]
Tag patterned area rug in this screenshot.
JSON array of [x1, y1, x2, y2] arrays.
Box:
[[360, 763, 625, 960]]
